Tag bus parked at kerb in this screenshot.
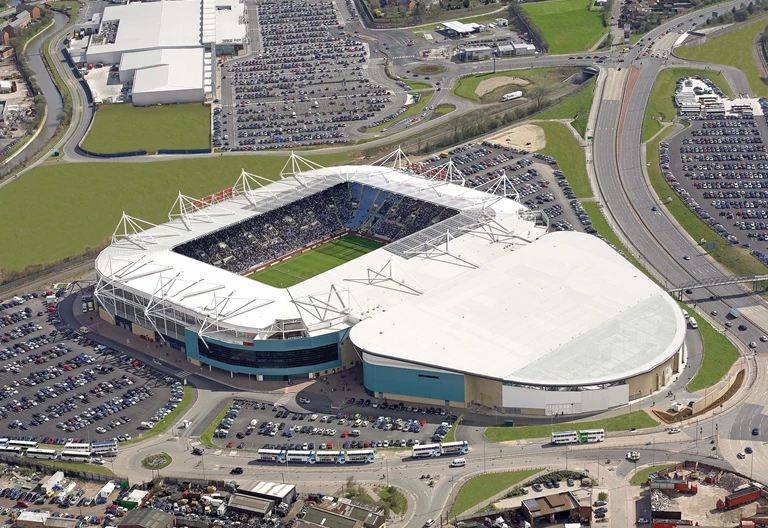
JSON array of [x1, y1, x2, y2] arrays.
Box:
[[550, 429, 605, 445], [411, 440, 469, 458]]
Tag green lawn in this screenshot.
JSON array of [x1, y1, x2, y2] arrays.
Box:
[[248, 235, 383, 287], [0, 152, 353, 276], [685, 302, 740, 391], [443, 415, 463, 443], [675, 19, 768, 97], [406, 80, 433, 91], [630, 464, 671, 486], [535, 121, 593, 198], [521, 0, 607, 53], [485, 410, 657, 442], [433, 104, 456, 116], [449, 470, 540, 517], [81, 103, 211, 154], [366, 91, 434, 133], [452, 67, 580, 103], [642, 68, 734, 143], [201, 401, 233, 447], [537, 78, 595, 138], [646, 127, 768, 276], [378, 486, 408, 515], [121, 386, 194, 446]]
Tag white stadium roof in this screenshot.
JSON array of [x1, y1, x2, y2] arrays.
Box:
[[352, 231, 686, 386], [96, 157, 685, 386]]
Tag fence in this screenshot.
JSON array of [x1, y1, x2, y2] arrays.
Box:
[[157, 148, 211, 155], [76, 146, 147, 158], [691, 370, 743, 414]]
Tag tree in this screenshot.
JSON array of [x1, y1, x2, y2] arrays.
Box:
[[530, 86, 547, 107], [734, 8, 749, 20], [598, 491, 609, 501]]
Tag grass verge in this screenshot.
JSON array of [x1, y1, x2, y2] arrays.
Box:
[[520, 0, 607, 53], [443, 415, 463, 443], [366, 91, 434, 133], [630, 464, 672, 485], [433, 104, 456, 116], [449, 469, 540, 517], [121, 386, 194, 446], [33, 459, 114, 476], [646, 127, 768, 276], [0, 152, 353, 275], [581, 202, 648, 274], [378, 486, 408, 516], [201, 401, 233, 447], [537, 77, 595, 138], [535, 121, 593, 198], [685, 304, 740, 391], [675, 19, 768, 97], [642, 67, 735, 142], [81, 103, 211, 154], [485, 411, 658, 442]]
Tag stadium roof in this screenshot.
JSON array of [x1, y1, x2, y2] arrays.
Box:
[[351, 231, 687, 386], [96, 160, 542, 342], [87, 0, 201, 57]]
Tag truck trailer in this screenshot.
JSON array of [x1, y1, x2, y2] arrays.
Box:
[[717, 486, 761, 510], [501, 91, 522, 102], [650, 479, 698, 494]]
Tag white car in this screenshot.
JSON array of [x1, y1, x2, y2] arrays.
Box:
[[93, 458, 105, 465], [299, 397, 310, 404], [638, 518, 649, 524]]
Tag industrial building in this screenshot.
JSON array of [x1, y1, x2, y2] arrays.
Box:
[[235, 481, 297, 506], [226, 494, 274, 518], [117, 508, 174, 528], [299, 498, 387, 528], [81, 0, 244, 105], [521, 493, 582, 525], [16, 513, 78, 528], [94, 152, 686, 416], [460, 46, 493, 61]]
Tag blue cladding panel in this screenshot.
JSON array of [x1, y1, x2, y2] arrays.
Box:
[[362, 357, 464, 402]]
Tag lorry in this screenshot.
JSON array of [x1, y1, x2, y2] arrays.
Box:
[[717, 486, 762, 510], [501, 91, 523, 102], [729, 307, 740, 318], [650, 479, 698, 494]]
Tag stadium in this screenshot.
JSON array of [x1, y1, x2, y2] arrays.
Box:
[[94, 151, 687, 415]]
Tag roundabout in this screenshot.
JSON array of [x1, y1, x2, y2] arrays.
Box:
[[141, 453, 172, 470]]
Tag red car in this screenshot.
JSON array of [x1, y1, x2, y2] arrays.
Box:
[[227, 441, 235, 448]]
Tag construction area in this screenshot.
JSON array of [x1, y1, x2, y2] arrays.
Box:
[[642, 462, 768, 527]]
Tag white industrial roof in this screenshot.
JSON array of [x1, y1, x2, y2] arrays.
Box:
[[96, 163, 540, 341], [443, 20, 475, 33], [215, 0, 246, 44], [88, 0, 201, 57], [128, 48, 204, 94], [246, 481, 295, 498], [352, 231, 686, 386]]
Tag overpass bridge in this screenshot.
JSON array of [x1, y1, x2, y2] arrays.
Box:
[[668, 274, 768, 298]]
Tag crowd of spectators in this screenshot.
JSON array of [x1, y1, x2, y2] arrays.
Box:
[[173, 183, 458, 274]]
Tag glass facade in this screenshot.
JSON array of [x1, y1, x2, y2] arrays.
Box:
[[198, 338, 339, 369]]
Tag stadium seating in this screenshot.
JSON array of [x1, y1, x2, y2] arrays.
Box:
[[173, 183, 459, 274]]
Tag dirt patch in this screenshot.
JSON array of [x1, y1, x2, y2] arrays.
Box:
[[414, 64, 447, 75], [486, 124, 546, 151], [652, 370, 745, 424], [475, 76, 530, 97]]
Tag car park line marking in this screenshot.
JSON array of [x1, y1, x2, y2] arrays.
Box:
[[229, 450, 238, 456], [214, 449, 222, 455]]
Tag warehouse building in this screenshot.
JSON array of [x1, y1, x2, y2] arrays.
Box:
[[117, 508, 174, 528], [236, 481, 297, 506], [460, 46, 493, 61], [299, 498, 387, 528], [226, 494, 274, 517]]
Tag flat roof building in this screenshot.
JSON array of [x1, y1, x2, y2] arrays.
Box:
[[521, 492, 581, 525], [236, 481, 297, 505], [118, 508, 174, 528], [300, 498, 386, 528], [226, 494, 274, 517]]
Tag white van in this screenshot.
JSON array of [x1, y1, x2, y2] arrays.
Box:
[[138, 421, 154, 430], [681, 309, 689, 319], [688, 317, 698, 329], [450, 458, 466, 467]]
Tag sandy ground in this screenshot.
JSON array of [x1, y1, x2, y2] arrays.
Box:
[[475, 76, 530, 97], [667, 484, 767, 526], [486, 123, 546, 151]]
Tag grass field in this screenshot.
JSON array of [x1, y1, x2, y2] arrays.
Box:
[[646, 127, 768, 276], [520, 0, 607, 53], [485, 410, 657, 442], [685, 302, 741, 391], [249, 235, 382, 287], [535, 121, 593, 198], [630, 464, 671, 486], [452, 67, 579, 103], [81, 103, 211, 154], [0, 152, 353, 276], [537, 78, 596, 138], [450, 470, 540, 517], [675, 19, 768, 97], [642, 68, 734, 142]]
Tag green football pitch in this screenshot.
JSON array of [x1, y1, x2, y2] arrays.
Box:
[[247, 235, 383, 288]]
